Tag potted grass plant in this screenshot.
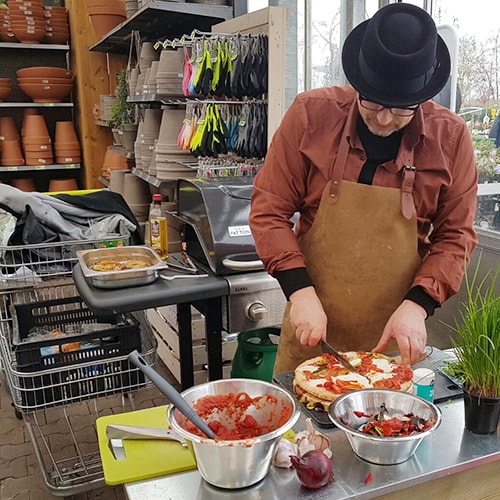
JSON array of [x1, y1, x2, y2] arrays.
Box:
[[111, 69, 137, 151], [445, 257, 500, 434]]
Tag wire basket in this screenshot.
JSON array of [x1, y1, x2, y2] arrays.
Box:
[[0, 284, 157, 412], [0, 233, 130, 289]]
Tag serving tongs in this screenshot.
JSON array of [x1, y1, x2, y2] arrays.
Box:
[[321, 340, 357, 371]]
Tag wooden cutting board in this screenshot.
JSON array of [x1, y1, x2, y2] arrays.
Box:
[[96, 405, 197, 486]]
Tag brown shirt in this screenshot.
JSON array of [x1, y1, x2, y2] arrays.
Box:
[[250, 86, 478, 305]]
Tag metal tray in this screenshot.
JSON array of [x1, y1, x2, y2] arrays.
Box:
[[77, 246, 167, 289]]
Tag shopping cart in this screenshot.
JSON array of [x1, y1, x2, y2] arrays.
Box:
[[0, 235, 158, 496]]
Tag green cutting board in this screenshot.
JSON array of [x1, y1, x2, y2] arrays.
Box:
[[96, 405, 197, 486]]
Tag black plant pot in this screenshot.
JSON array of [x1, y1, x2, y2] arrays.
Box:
[[463, 388, 500, 434]]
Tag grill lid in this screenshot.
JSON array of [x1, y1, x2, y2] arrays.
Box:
[[177, 177, 263, 275]]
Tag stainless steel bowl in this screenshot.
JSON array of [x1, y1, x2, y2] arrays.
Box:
[[167, 378, 300, 489], [328, 389, 441, 465]]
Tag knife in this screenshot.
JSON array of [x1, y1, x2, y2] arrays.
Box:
[[321, 340, 357, 371]]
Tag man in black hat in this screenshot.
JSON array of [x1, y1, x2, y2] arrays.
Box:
[[250, 3, 478, 371]]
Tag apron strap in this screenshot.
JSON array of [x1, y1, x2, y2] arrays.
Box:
[[401, 165, 416, 220]]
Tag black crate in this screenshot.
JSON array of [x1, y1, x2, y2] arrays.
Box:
[[12, 296, 144, 408]]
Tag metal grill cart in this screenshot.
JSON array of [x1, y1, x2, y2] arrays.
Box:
[[0, 237, 158, 497]]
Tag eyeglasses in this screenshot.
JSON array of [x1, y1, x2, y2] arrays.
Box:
[[358, 96, 420, 117]]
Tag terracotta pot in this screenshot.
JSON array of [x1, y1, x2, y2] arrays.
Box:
[[54, 121, 78, 144], [1, 139, 24, 165], [0, 85, 12, 102], [23, 114, 50, 138], [16, 66, 72, 79], [23, 143, 53, 153], [54, 148, 80, 157], [18, 81, 73, 103], [18, 76, 72, 85], [89, 13, 126, 39], [55, 155, 81, 164], [24, 149, 54, 158], [22, 136, 52, 145], [0, 117, 19, 140], [11, 178, 36, 191], [25, 155, 54, 165], [54, 141, 80, 151], [48, 178, 78, 192], [9, 26, 46, 43]]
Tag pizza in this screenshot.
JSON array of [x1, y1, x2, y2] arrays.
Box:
[[293, 351, 414, 411]]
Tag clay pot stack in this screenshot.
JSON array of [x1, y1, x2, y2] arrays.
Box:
[[154, 107, 194, 180], [7, 0, 47, 44], [17, 66, 73, 103], [0, 10, 14, 42], [43, 5, 70, 45], [0, 116, 23, 166], [138, 42, 160, 73], [0, 78, 12, 102], [22, 113, 54, 166], [155, 48, 185, 95], [134, 108, 162, 172], [54, 121, 81, 164], [86, 0, 127, 41]]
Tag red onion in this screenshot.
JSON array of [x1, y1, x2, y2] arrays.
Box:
[[290, 450, 334, 489]]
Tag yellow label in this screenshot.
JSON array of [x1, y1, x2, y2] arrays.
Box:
[[150, 216, 168, 260]]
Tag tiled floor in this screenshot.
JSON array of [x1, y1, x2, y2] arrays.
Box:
[[0, 360, 181, 500]]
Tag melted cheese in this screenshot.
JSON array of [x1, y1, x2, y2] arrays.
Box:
[[371, 358, 393, 373], [343, 351, 362, 368], [335, 373, 371, 388], [368, 372, 393, 383]]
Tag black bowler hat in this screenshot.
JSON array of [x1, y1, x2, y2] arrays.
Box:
[[342, 3, 450, 107]]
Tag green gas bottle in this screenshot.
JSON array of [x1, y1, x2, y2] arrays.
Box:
[[231, 328, 280, 382]]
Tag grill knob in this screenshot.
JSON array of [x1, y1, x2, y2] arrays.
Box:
[[246, 301, 267, 321]]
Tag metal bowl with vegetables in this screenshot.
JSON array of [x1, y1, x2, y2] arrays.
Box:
[[328, 389, 441, 465]]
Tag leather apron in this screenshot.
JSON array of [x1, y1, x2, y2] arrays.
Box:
[[273, 122, 422, 374]]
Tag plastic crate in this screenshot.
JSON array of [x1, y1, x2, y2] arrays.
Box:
[[12, 296, 143, 407]]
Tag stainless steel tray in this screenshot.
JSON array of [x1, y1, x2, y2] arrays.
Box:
[[77, 246, 168, 289]]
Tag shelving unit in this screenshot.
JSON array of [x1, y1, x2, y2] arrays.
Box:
[[0, 40, 81, 191], [89, 1, 234, 54]]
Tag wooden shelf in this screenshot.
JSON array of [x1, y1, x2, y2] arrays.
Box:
[[0, 42, 69, 50], [0, 102, 73, 108]]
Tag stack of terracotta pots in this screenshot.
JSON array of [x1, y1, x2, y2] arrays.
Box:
[[17, 66, 73, 104], [0, 116, 23, 166], [0, 78, 12, 102], [54, 121, 81, 164], [7, 0, 47, 44], [22, 113, 54, 166], [86, 0, 127, 41], [43, 5, 70, 45], [0, 10, 14, 42]]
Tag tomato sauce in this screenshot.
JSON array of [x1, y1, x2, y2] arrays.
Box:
[[181, 392, 293, 440]]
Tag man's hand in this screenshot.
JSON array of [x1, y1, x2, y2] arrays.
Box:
[[289, 286, 327, 347], [372, 300, 428, 366]]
